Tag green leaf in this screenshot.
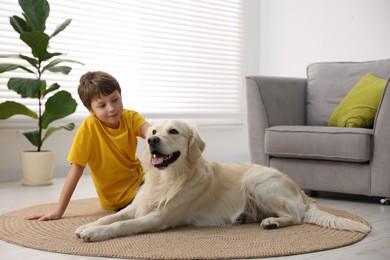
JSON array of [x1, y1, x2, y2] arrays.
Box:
[[42, 58, 84, 73], [39, 80, 47, 98], [20, 31, 49, 59], [41, 90, 77, 128], [45, 65, 72, 74], [42, 122, 75, 144], [42, 83, 60, 97], [19, 54, 38, 67], [19, 0, 49, 31], [0, 101, 38, 119], [51, 19, 72, 38], [0, 54, 38, 68], [0, 64, 35, 74], [0, 54, 20, 58], [9, 15, 30, 34], [41, 52, 63, 62], [21, 130, 40, 148], [8, 78, 42, 98]]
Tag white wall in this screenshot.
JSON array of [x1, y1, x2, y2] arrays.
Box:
[[258, 0, 390, 77], [2, 0, 390, 182]]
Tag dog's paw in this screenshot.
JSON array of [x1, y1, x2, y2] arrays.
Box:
[[76, 226, 111, 242], [261, 217, 280, 229], [75, 223, 94, 238]]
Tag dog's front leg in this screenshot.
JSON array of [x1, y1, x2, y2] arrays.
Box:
[[77, 210, 174, 242], [75, 205, 136, 239]]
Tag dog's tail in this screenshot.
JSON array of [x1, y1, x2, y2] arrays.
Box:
[[303, 203, 370, 234]]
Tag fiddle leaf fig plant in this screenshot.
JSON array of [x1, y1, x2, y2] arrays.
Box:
[[0, 0, 83, 151]]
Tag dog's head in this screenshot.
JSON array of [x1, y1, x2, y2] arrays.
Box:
[[143, 120, 206, 170]]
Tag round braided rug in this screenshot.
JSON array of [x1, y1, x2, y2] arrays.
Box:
[[0, 198, 369, 259]]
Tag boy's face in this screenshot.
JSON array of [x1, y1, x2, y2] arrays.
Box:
[[89, 90, 123, 128]]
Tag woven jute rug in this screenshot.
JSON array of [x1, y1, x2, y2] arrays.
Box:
[[0, 198, 369, 259]]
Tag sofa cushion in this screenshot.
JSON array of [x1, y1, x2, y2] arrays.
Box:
[[264, 126, 373, 162], [328, 73, 388, 128], [306, 59, 390, 126]]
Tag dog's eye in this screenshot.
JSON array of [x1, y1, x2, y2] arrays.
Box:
[[152, 130, 156, 135], [168, 129, 179, 135]]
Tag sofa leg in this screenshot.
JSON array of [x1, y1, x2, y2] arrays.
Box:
[[380, 198, 390, 205]]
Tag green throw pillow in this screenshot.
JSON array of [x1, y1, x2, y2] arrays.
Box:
[[328, 73, 387, 128]]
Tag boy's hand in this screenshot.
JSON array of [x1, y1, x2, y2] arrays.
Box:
[[25, 210, 62, 221], [24, 164, 83, 222]]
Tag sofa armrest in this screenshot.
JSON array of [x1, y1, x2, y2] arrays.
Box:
[[371, 80, 390, 197], [246, 76, 306, 165]]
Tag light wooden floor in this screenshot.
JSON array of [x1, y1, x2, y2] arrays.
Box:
[[1, 175, 389, 260]]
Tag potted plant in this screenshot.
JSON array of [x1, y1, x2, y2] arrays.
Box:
[[0, 0, 82, 185]]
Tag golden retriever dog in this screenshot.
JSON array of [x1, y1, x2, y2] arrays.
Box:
[[75, 120, 370, 242]]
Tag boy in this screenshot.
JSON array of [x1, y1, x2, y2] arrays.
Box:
[[26, 71, 150, 221]]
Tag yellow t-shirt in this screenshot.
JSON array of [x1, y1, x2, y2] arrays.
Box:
[[67, 109, 147, 210]]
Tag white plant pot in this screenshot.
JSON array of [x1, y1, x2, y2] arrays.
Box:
[[20, 150, 56, 186]]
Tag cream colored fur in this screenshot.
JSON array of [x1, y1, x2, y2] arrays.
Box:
[[75, 120, 370, 242]]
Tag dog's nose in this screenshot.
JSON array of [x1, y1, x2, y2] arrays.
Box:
[[148, 136, 160, 145]]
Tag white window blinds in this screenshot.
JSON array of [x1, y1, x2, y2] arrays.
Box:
[[0, 0, 244, 128]]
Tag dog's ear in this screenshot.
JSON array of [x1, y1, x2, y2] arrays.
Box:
[[188, 125, 206, 161]]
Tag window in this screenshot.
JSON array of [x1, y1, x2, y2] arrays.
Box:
[[0, 0, 244, 128]]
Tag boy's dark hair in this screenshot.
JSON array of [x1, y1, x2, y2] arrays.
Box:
[[78, 71, 122, 110]]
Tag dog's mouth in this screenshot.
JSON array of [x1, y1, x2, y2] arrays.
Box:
[[151, 151, 181, 169]]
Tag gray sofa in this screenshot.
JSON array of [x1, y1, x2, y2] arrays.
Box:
[[246, 59, 390, 200]]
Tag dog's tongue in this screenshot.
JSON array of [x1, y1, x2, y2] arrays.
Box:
[[152, 154, 171, 166], [152, 155, 164, 165]]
